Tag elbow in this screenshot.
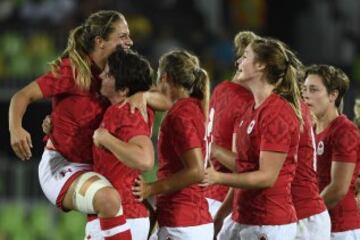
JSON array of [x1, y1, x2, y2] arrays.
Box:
[[13, 89, 32, 102], [332, 185, 348, 200], [138, 157, 154, 172], [190, 167, 205, 183]]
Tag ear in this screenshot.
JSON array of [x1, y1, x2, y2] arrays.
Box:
[[117, 88, 129, 98], [255, 61, 266, 71], [329, 89, 339, 104], [95, 36, 105, 49]]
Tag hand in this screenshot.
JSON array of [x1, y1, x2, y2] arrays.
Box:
[[10, 127, 33, 160], [204, 165, 220, 186], [93, 128, 109, 148], [125, 92, 148, 122], [41, 115, 52, 134], [132, 175, 151, 202], [210, 142, 219, 159]]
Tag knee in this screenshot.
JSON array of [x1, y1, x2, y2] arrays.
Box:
[[94, 187, 122, 218]]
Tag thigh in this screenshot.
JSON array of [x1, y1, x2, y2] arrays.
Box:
[[217, 215, 238, 240], [206, 198, 223, 219], [38, 149, 92, 209], [306, 211, 331, 240], [331, 229, 360, 240]]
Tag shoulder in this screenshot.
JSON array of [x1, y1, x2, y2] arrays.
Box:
[[331, 115, 359, 137], [262, 95, 295, 119]]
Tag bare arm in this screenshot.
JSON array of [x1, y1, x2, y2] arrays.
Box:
[[212, 143, 237, 171], [9, 81, 44, 160], [93, 128, 154, 171], [127, 88, 172, 119], [144, 88, 172, 111], [213, 188, 233, 237], [132, 148, 204, 200], [321, 161, 355, 209], [206, 151, 286, 189]]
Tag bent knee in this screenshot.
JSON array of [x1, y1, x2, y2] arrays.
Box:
[[93, 187, 122, 217]]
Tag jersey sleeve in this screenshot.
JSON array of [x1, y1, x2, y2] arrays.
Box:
[[172, 115, 203, 156], [260, 109, 292, 153], [113, 106, 154, 142], [332, 125, 359, 163], [36, 60, 75, 98]]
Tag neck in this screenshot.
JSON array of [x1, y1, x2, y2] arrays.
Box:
[[90, 51, 107, 70], [249, 77, 274, 108], [316, 106, 339, 133], [171, 87, 190, 103], [231, 71, 243, 85]]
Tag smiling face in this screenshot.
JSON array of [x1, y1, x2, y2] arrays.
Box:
[[302, 74, 336, 118], [100, 19, 133, 58]]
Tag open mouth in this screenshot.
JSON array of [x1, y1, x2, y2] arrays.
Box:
[[305, 102, 313, 108]]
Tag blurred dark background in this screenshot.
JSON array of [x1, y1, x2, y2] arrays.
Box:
[[0, 0, 359, 239]]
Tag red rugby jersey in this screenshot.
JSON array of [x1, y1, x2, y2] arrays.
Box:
[[232, 94, 299, 225], [156, 98, 212, 227], [36, 58, 109, 164], [205, 81, 253, 202], [93, 103, 154, 219], [291, 102, 326, 220], [316, 115, 360, 232]]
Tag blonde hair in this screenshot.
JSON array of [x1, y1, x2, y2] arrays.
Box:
[[159, 50, 210, 118], [50, 10, 125, 90]]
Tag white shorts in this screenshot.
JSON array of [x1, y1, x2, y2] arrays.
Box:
[[156, 223, 214, 240], [127, 217, 150, 240], [331, 229, 360, 240], [206, 197, 223, 218], [219, 219, 297, 240], [38, 149, 92, 209], [296, 210, 331, 240], [216, 214, 233, 240]]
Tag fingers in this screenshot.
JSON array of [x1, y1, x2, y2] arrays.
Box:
[[26, 134, 33, 149], [130, 103, 136, 114], [141, 112, 148, 123], [12, 143, 26, 160], [12, 139, 31, 160], [198, 181, 209, 187], [132, 176, 144, 202]]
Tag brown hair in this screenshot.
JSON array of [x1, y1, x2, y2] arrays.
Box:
[[305, 64, 350, 110], [251, 38, 303, 122], [50, 10, 125, 90], [159, 50, 210, 118]]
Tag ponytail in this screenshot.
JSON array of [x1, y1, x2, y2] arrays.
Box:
[[251, 38, 303, 124], [191, 68, 210, 120], [274, 63, 303, 123], [50, 25, 92, 90], [49, 10, 125, 91]]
